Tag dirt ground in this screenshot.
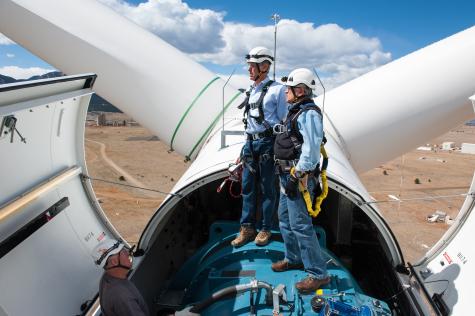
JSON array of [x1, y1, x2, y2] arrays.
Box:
[[85, 125, 188, 244], [360, 125, 475, 262], [85, 118, 475, 263]]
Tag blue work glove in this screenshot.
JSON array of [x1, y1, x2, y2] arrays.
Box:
[[285, 175, 299, 198]]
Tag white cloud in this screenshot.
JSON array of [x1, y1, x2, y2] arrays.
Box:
[[0, 33, 14, 45], [193, 21, 391, 89], [0, 66, 54, 79], [6, 53, 15, 58], [98, 0, 225, 53], [98, 0, 391, 89]]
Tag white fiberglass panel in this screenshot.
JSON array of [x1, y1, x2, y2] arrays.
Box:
[[0, 76, 120, 316], [0, 100, 55, 205], [419, 173, 475, 315], [0, 0, 244, 160], [321, 26, 475, 172], [1, 1, 473, 171], [0, 212, 101, 316]]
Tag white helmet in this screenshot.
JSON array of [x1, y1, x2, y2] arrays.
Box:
[[92, 239, 125, 268], [245, 46, 274, 64], [284, 68, 316, 90]]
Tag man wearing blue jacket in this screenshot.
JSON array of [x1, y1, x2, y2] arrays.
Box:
[[271, 68, 330, 293], [231, 46, 287, 247]]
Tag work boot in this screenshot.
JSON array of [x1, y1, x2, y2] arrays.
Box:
[[254, 230, 272, 246], [271, 260, 304, 272], [295, 275, 331, 294], [231, 226, 256, 247]]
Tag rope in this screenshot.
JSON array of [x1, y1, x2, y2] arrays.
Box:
[[291, 144, 329, 218], [313, 145, 329, 215], [81, 174, 183, 198], [170, 76, 220, 151], [364, 192, 474, 205]]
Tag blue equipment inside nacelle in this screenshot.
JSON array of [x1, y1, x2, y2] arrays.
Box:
[[157, 221, 392, 315]]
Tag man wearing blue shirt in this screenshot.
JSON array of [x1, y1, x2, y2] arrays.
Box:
[[271, 68, 330, 293], [231, 46, 287, 247]]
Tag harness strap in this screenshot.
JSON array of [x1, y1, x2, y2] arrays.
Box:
[[251, 80, 273, 127], [289, 105, 322, 137], [237, 90, 250, 109], [312, 145, 329, 216], [288, 108, 304, 152], [240, 80, 274, 128], [238, 91, 251, 128], [285, 104, 325, 155]]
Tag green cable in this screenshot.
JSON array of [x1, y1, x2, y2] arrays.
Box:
[[170, 76, 220, 150], [185, 91, 242, 161]]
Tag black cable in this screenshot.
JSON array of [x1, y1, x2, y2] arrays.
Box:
[[382, 284, 411, 302], [383, 279, 450, 302], [189, 281, 273, 313], [190, 287, 238, 313], [81, 174, 183, 198]]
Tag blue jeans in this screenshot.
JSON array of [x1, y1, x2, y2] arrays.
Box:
[[278, 173, 328, 279], [240, 137, 277, 231]]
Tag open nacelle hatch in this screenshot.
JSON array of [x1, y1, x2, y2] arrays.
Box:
[[133, 172, 422, 315]]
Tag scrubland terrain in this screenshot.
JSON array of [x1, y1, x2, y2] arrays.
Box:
[[85, 117, 474, 262]]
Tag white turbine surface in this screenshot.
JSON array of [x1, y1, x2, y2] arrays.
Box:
[[0, 0, 244, 160], [322, 26, 475, 172], [0, 0, 474, 171]]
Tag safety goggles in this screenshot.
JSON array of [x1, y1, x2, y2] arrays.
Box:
[[95, 240, 134, 265], [281, 76, 315, 86], [245, 54, 274, 61]]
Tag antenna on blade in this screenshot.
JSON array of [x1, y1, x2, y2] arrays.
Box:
[[313, 68, 326, 116], [222, 68, 236, 131], [219, 68, 243, 149], [271, 13, 280, 81]]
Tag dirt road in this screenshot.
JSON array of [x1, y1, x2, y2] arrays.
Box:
[[85, 123, 475, 262], [85, 126, 188, 243], [86, 138, 147, 189]]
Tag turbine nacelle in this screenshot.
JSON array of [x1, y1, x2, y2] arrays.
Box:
[[0, 1, 475, 315]]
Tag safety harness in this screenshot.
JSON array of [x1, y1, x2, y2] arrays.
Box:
[[274, 101, 329, 217], [238, 80, 274, 131]]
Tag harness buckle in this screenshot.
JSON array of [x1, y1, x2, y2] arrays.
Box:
[[274, 159, 298, 168], [273, 124, 286, 134], [260, 153, 271, 162], [249, 102, 259, 110], [247, 128, 274, 141]]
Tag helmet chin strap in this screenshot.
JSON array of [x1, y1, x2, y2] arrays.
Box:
[[289, 86, 300, 104], [289, 88, 310, 105], [253, 63, 268, 82]]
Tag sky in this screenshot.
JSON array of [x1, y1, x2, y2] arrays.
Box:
[[0, 0, 474, 90]]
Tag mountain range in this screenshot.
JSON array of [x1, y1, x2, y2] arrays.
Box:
[[1, 72, 474, 125], [0, 71, 120, 112]]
